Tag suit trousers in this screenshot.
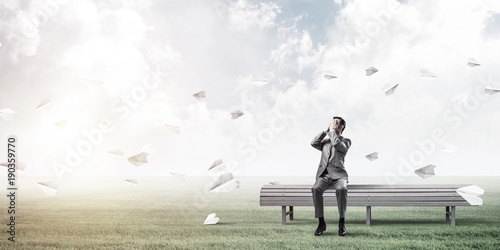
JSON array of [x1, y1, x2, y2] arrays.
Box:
[[311, 176, 347, 218]]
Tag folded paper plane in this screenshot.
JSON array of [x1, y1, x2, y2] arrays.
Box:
[[467, 58, 480, 67], [420, 69, 437, 77], [169, 172, 185, 177], [209, 159, 225, 171], [252, 74, 269, 86], [231, 110, 244, 119], [140, 143, 157, 154], [383, 83, 399, 96], [36, 98, 52, 110], [37, 181, 59, 196], [169, 172, 186, 181], [107, 149, 124, 156], [456, 185, 484, 205], [452, 92, 469, 105], [193, 91, 206, 100], [127, 152, 149, 166], [204, 213, 220, 225], [107, 149, 124, 160], [153, 94, 173, 103], [77, 77, 105, 85], [164, 124, 180, 134], [210, 173, 240, 192], [484, 87, 500, 95], [268, 181, 280, 185], [415, 164, 436, 179], [0, 161, 26, 173], [55, 120, 67, 128], [96, 120, 113, 127], [125, 179, 138, 185], [365, 152, 379, 161], [365, 67, 378, 76], [324, 72, 337, 79], [441, 143, 457, 153], [0, 108, 14, 121]]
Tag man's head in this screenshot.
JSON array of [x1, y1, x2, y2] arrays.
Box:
[[332, 116, 346, 134]]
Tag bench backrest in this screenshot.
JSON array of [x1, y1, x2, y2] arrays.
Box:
[[260, 184, 475, 206]]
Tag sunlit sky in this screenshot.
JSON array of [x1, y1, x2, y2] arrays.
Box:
[[1, 0, 500, 184]]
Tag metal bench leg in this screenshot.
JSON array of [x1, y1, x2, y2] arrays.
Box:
[[282, 206, 286, 225], [289, 206, 294, 220], [446, 206, 450, 221], [451, 206, 455, 226], [366, 206, 371, 226]]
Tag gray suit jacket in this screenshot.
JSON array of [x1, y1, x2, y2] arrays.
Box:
[[311, 131, 352, 181]]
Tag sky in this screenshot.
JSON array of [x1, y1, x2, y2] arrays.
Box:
[[1, 0, 500, 184]]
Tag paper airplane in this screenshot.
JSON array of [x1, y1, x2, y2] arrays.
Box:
[[54, 120, 67, 128], [441, 143, 457, 153], [35, 98, 52, 110], [324, 72, 337, 79], [152, 94, 173, 103], [210, 173, 240, 192], [140, 143, 157, 154], [204, 213, 220, 225], [77, 77, 105, 85], [0, 108, 14, 121], [268, 181, 280, 185], [231, 110, 244, 119], [96, 120, 113, 127], [456, 185, 484, 206], [365, 67, 378, 76], [169, 172, 186, 181], [209, 159, 225, 171], [170, 173, 186, 180], [467, 58, 480, 67], [382, 83, 399, 96], [420, 69, 437, 77], [127, 152, 148, 166], [252, 74, 269, 86], [107, 149, 124, 160], [484, 87, 500, 95], [457, 185, 484, 197], [452, 92, 469, 105], [37, 181, 59, 196], [164, 124, 180, 134], [365, 152, 379, 161], [107, 149, 124, 156], [193, 91, 206, 100], [414, 164, 436, 179], [169, 172, 185, 177], [0, 161, 26, 173], [125, 179, 138, 185]]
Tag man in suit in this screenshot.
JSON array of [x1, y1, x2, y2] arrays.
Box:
[[311, 116, 351, 236]]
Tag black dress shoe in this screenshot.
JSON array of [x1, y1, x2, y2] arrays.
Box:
[[338, 223, 347, 236], [314, 223, 326, 236]]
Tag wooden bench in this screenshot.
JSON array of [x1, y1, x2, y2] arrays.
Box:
[[260, 184, 483, 226]]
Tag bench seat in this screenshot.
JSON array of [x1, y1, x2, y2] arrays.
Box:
[[259, 184, 483, 226]]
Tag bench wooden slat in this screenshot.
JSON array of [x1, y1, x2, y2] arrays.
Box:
[[261, 196, 465, 201], [261, 184, 469, 189], [261, 192, 461, 197], [261, 188, 463, 193]]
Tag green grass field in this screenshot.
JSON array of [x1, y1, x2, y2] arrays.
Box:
[[2, 176, 499, 249]]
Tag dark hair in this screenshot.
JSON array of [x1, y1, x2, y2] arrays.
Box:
[[333, 116, 346, 133]]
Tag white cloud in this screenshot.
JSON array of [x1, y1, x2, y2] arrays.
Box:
[[227, 0, 281, 31]]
